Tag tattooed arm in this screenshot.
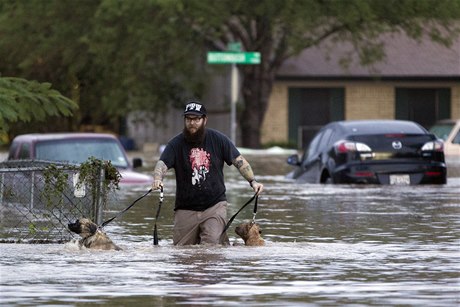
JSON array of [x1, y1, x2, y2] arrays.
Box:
[[232, 155, 264, 194], [152, 160, 168, 190]]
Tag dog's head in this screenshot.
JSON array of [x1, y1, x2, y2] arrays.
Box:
[[68, 218, 98, 239], [235, 222, 262, 241]]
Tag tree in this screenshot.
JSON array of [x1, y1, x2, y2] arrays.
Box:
[[1, 0, 459, 147], [87, 0, 207, 125], [0, 0, 102, 131], [0, 77, 78, 133], [180, 0, 460, 147], [0, 0, 207, 133]]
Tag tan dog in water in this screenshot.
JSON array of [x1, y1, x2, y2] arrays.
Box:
[[235, 222, 265, 246], [68, 218, 122, 251]]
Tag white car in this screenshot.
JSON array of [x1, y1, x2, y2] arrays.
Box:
[[429, 120, 460, 157]]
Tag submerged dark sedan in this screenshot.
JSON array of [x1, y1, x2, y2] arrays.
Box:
[[287, 120, 446, 184]]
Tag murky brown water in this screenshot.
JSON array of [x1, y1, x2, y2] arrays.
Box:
[[1, 155, 459, 306]]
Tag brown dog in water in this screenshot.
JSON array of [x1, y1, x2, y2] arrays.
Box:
[[235, 222, 265, 246], [68, 218, 122, 251]]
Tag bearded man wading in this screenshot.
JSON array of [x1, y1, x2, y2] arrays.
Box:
[[152, 101, 264, 245]]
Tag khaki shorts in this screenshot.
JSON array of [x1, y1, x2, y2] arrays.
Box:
[[173, 201, 230, 245]]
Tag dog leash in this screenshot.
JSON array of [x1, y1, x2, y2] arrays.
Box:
[[100, 189, 152, 228], [221, 192, 258, 235], [153, 186, 163, 245]]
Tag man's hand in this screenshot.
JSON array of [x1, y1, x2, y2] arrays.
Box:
[[152, 179, 163, 191], [250, 180, 264, 195]]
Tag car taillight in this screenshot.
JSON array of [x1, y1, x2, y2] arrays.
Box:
[[335, 140, 372, 153], [425, 171, 442, 177], [354, 171, 374, 177], [421, 140, 444, 152]]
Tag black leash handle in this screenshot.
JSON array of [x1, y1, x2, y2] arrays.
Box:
[[252, 195, 258, 223], [100, 189, 152, 228], [221, 192, 258, 235], [153, 186, 163, 245]]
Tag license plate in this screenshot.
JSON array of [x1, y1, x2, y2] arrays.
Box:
[[390, 174, 410, 185]]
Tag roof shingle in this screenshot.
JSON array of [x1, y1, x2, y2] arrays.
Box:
[[277, 32, 460, 79]]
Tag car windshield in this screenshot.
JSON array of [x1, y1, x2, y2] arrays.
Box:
[[35, 138, 129, 168], [429, 123, 454, 141]]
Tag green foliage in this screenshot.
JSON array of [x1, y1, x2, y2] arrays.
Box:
[[43, 164, 70, 208], [0, 0, 207, 131], [0, 77, 78, 132], [28, 223, 37, 236], [77, 156, 122, 192], [88, 0, 207, 120], [77, 156, 122, 212], [0, 0, 459, 146], [42, 157, 121, 210]]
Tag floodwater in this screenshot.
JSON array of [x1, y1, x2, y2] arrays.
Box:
[[1, 155, 459, 306]]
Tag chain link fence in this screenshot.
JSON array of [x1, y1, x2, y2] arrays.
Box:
[[0, 160, 105, 243]]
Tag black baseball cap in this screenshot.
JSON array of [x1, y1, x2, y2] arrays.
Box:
[[183, 101, 207, 117]]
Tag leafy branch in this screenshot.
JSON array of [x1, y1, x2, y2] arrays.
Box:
[[43, 157, 121, 210], [0, 76, 78, 132]]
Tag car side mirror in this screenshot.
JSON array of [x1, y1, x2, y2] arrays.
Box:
[[132, 158, 143, 168], [287, 154, 300, 166]]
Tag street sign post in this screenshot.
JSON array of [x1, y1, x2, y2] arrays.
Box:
[[207, 48, 261, 144], [227, 42, 242, 52]]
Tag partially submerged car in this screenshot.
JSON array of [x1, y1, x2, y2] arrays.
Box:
[[7, 133, 153, 187], [287, 120, 446, 184], [429, 119, 460, 157]]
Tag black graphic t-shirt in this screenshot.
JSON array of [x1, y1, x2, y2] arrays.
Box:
[[160, 128, 240, 211]]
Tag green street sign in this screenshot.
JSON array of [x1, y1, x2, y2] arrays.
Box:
[[207, 51, 261, 64]]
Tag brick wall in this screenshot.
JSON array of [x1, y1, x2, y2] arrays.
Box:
[[261, 83, 289, 145], [345, 84, 394, 119]]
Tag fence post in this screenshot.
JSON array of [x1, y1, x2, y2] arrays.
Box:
[[0, 173, 4, 205], [90, 165, 106, 225], [30, 171, 35, 209]]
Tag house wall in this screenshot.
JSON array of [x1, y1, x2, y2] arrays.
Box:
[[345, 84, 394, 119], [261, 83, 289, 145]]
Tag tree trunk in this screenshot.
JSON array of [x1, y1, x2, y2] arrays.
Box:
[[239, 64, 275, 148]]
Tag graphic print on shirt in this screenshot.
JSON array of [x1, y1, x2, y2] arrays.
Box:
[[189, 148, 211, 186]]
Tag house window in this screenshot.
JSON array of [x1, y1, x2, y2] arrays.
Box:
[[288, 88, 344, 149], [395, 88, 451, 128]]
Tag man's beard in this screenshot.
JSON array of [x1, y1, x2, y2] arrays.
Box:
[[183, 124, 206, 147]]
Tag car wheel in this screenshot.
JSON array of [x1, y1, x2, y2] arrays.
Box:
[[320, 170, 332, 184]]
